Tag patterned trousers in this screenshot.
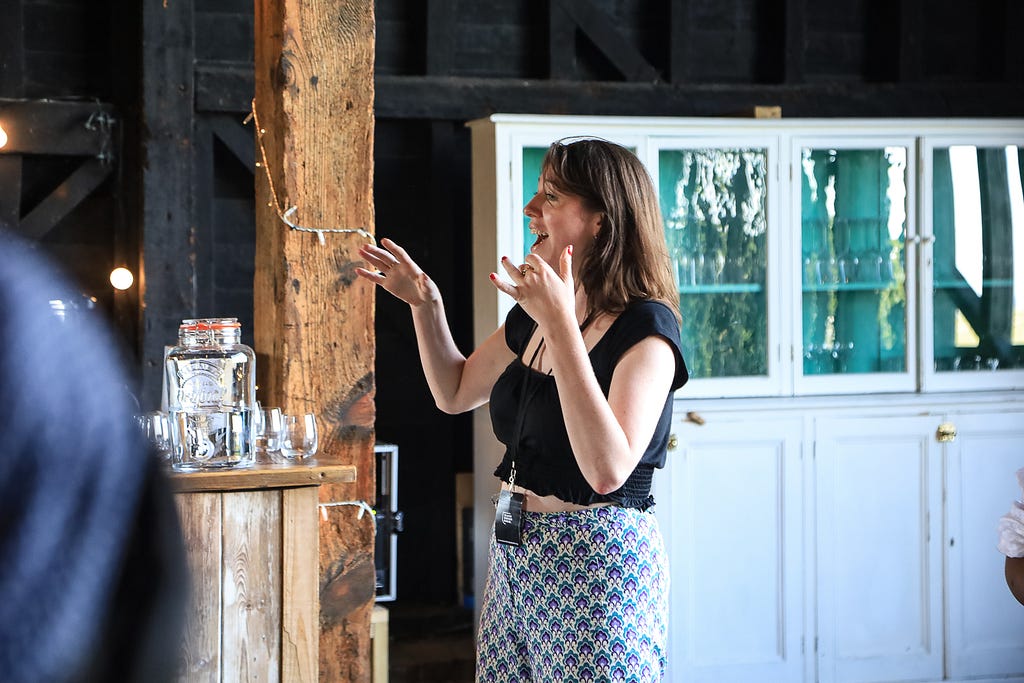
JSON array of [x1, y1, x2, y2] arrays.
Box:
[[476, 505, 669, 682]]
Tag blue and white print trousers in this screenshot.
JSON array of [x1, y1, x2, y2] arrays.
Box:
[[476, 505, 669, 682]]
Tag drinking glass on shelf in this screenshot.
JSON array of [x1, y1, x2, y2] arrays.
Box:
[[281, 413, 318, 460], [256, 406, 284, 454], [138, 410, 172, 460]]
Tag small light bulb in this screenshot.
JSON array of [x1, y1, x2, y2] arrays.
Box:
[[110, 267, 134, 290], [0, 123, 8, 149]]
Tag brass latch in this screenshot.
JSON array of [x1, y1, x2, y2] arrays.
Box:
[[936, 422, 957, 443], [667, 434, 678, 451]]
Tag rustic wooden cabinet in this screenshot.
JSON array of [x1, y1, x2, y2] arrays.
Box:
[[171, 463, 356, 683]]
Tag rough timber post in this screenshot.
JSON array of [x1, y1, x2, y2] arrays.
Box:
[[253, 1, 376, 680]]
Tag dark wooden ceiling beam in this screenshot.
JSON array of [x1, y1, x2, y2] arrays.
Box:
[[195, 63, 1024, 120], [898, 0, 924, 82], [554, 0, 660, 82], [426, 0, 457, 75], [18, 158, 113, 240], [668, 0, 691, 85], [209, 114, 255, 171], [0, 99, 117, 156], [784, 0, 805, 83], [0, 0, 25, 97]]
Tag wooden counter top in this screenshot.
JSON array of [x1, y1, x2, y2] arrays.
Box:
[[170, 461, 357, 493]]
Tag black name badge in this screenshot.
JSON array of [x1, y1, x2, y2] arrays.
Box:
[[494, 489, 525, 546]]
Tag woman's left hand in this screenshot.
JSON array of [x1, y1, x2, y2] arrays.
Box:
[[491, 246, 577, 331]]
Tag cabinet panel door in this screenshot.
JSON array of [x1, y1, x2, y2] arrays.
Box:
[[945, 411, 1024, 678], [814, 415, 943, 683], [793, 138, 917, 395], [653, 415, 804, 683], [923, 139, 1024, 392], [651, 137, 784, 398]]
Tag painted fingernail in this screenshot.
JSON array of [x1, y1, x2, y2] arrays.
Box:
[[489, 273, 497, 281], [568, 244, 573, 255]]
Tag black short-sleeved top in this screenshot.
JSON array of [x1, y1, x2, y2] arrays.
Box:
[[490, 300, 688, 510]]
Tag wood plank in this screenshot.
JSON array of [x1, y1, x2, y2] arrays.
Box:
[[898, 0, 924, 82], [548, 0, 577, 79], [222, 490, 281, 683], [0, 156, 22, 227], [557, 0, 660, 81], [281, 486, 319, 682], [194, 61, 1024, 119], [252, 0, 376, 677], [783, 0, 805, 83], [170, 462, 357, 493], [18, 158, 113, 240], [0, 100, 116, 155], [175, 492, 223, 682], [669, 0, 691, 84], [0, 0, 25, 97], [193, 118, 215, 315], [140, 0, 197, 409], [426, 0, 457, 75], [209, 114, 256, 170], [373, 76, 1024, 118], [1008, 0, 1024, 82]]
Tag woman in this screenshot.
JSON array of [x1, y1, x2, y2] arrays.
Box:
[[357, 138, 687, 681]]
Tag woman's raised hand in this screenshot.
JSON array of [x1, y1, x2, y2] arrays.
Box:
[[356, 237, 438, 307], [491, 245, 577, 331]]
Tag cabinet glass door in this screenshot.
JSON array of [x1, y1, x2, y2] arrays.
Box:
[[796, 141, 914, 393], [926, 141, 1024, 391], [654, 141, 777, 395]]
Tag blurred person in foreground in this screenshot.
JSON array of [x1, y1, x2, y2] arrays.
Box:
[[0, 230, 188, 682]]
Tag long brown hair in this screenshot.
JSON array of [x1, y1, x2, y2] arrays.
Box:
[[542, 138, 680, 322]]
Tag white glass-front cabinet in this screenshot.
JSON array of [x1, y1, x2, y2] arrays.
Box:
[[944, 411, 1024, 679], [468, 115, 1024, 683], [651, 414, 805, 683], [813, 413, 944, 683]]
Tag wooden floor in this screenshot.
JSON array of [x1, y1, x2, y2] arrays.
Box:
[[385, 601, 476, 683]]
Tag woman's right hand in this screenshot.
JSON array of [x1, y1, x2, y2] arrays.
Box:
[[356, 237, 437, 307]]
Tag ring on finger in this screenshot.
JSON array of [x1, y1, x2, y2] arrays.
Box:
[[519, 263, 534, 277]]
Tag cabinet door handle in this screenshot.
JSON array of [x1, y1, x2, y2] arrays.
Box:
[[936, 422, 957, 443], [667, 434, 678, 451]]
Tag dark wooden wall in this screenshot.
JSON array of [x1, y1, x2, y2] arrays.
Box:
[[3, 0, 1023, 608]]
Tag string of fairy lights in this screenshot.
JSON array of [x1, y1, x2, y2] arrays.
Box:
[[244, 99, 375, 246]]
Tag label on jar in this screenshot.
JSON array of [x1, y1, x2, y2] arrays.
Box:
[[177, 360, 226, 407]]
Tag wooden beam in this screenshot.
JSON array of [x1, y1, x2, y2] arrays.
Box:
[[0, 0, 24, 97], [0, 157, 21, 227], [898, 0, 924, 82], [669, 0, 691, 84], [194, 63, 1024, 119], [549, 0, 577, 79], [373, 76, 1024, 118], [18, 158, 113, 241], [783, 0, 806, 83], [1008, 0, 1024, 82], [556, 0, 660, 82], [140, 0, 197, 409], [192, 118, 215, 315], [209, 114, 256, 172], [426, 0, 457, 75], [252, 1, 376, 679], [0, 99, 116, 156]]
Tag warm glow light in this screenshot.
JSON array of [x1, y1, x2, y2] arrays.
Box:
[[0, 123, 7, 149], [109, 267, 134, 290]]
